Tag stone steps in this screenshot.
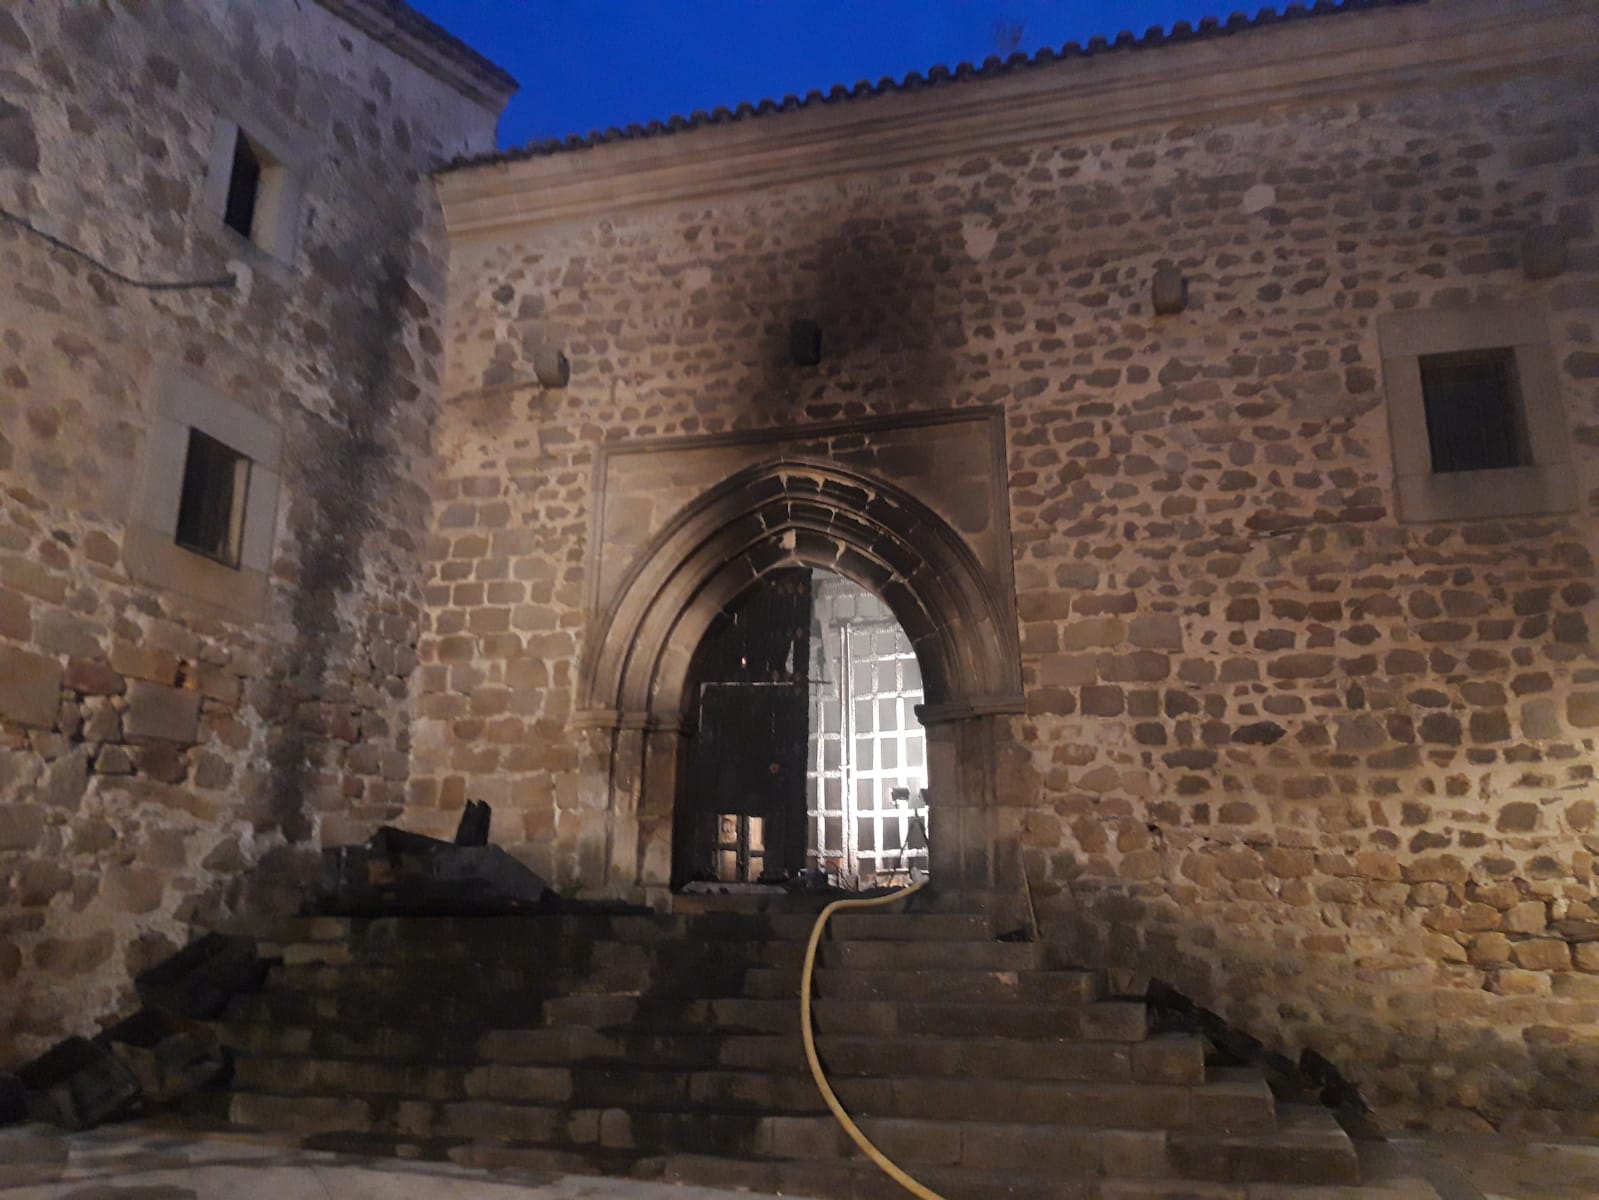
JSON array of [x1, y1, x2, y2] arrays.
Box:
[[746, 963, 1107, 1004], [263, 957, 1108, 1005], [219, 1017, 1202, 1081], [539, 992, 1152, 1041], [225, 1053, 1266, 1129], [261, 910, 996, 956], [817, 937, 1057, 970], [225, 986, 1148, 1040], [264, 946, 1098, 996], [221, 1090, 1349, 1182], [196, 908, 1421, 1196], [276, 935, 791, 972], [753, 1030, 1202, 1083]]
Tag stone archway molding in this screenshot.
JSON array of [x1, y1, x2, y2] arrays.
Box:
[[575, 456, 1023, 731]]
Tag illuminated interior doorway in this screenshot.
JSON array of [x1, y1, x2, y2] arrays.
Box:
[[805, 570, 929, 888]]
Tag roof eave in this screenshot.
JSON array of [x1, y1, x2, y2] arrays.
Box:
[[315, 0, 518, 115], [435, 0, 1598, 241]]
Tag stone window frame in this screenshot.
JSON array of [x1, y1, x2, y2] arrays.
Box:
[[1379, 302, 1576, 522], [201, 112, 310, 266], [124, 367, 283, 617]]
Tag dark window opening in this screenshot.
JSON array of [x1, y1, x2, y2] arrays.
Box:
[[1420, 348, 1528, 474], [175, 430, 250, 568], [223, 132, 262, 239]]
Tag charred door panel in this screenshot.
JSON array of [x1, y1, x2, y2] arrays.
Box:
[[673, 568, 813, 886]]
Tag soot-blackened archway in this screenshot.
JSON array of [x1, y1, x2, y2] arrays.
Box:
[[576, 457, 1023, 896]]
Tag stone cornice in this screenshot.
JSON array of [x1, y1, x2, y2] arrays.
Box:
[[314, 0, 517, 115], [436, 0, 1597, 240]]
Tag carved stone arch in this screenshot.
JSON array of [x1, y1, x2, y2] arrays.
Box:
[[580, 457, 1022, 725], [576, 455, 1023, 899]]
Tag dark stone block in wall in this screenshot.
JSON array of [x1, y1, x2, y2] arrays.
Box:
[[1232, 721, 1286, 746], [135, 933, 265, 1019], [789, 318, 822, 365], [0, 98, 40, 173], [18, 1037, 141, 1131], [0, 1074, 25, 1126]]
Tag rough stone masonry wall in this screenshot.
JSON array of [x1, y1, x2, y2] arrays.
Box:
[[433, 62, 1598, 1133], [0, 2, 496, 1060]]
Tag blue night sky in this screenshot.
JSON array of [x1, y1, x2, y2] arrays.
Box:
[[408, 1, 1227, 150]]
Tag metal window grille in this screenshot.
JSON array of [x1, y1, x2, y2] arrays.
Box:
[[712, 813, 765, 883], [805, 574, 928, 888], [1419, 348, 1529, 474]]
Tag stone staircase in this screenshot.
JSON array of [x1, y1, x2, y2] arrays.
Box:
[[200, 903, 1442, 1199]]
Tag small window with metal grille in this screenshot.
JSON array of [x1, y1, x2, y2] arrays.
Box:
[[174, 429, 251, 568], [1419, 348, 1530, 474]]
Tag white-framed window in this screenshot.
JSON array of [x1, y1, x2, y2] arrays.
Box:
[[124, 367, 282, 616], [202, 116, 306, 264], [1379, 302, 1576, 522]]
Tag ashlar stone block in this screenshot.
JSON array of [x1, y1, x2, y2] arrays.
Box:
[[0, 646, 62, 729], [0, 804, 46, 852], [123, 681, 201, 744], [1511, 939, 1572, 972], [1502, 901, 1548, 934]]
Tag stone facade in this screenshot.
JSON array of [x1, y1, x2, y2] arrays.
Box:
[[428, 0, 1599, 1134], [5, 0, 1598, 1144], [0, 1, 509, 1059]]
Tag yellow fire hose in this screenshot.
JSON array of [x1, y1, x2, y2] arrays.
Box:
[[799, 874, 948, 1200]]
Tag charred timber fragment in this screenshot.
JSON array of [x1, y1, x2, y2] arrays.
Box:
[[319, 804, 555, 915]]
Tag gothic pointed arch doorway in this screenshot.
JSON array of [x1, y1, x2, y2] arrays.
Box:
[[575, 447, 1023, 903]]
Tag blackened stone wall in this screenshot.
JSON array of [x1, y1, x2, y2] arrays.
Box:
[[0, 1, 503, 1059]]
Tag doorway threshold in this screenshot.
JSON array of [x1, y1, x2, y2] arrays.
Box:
[[671, 878, 927, 915]]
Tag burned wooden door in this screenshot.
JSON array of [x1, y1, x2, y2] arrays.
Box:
[[673, 569, 813, 887]]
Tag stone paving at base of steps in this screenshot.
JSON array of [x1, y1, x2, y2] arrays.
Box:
[[1388, 1135, 1599, 1200], [2, 1122, 1598, 1200]]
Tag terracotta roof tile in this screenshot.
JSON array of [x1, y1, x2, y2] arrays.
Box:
[[441, 0, 1424, 172]]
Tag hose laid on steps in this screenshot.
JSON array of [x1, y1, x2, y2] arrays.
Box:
[[799, 873, 948, 1200]]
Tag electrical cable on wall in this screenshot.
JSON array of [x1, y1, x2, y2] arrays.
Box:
[[0, 206, 235, 291]]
